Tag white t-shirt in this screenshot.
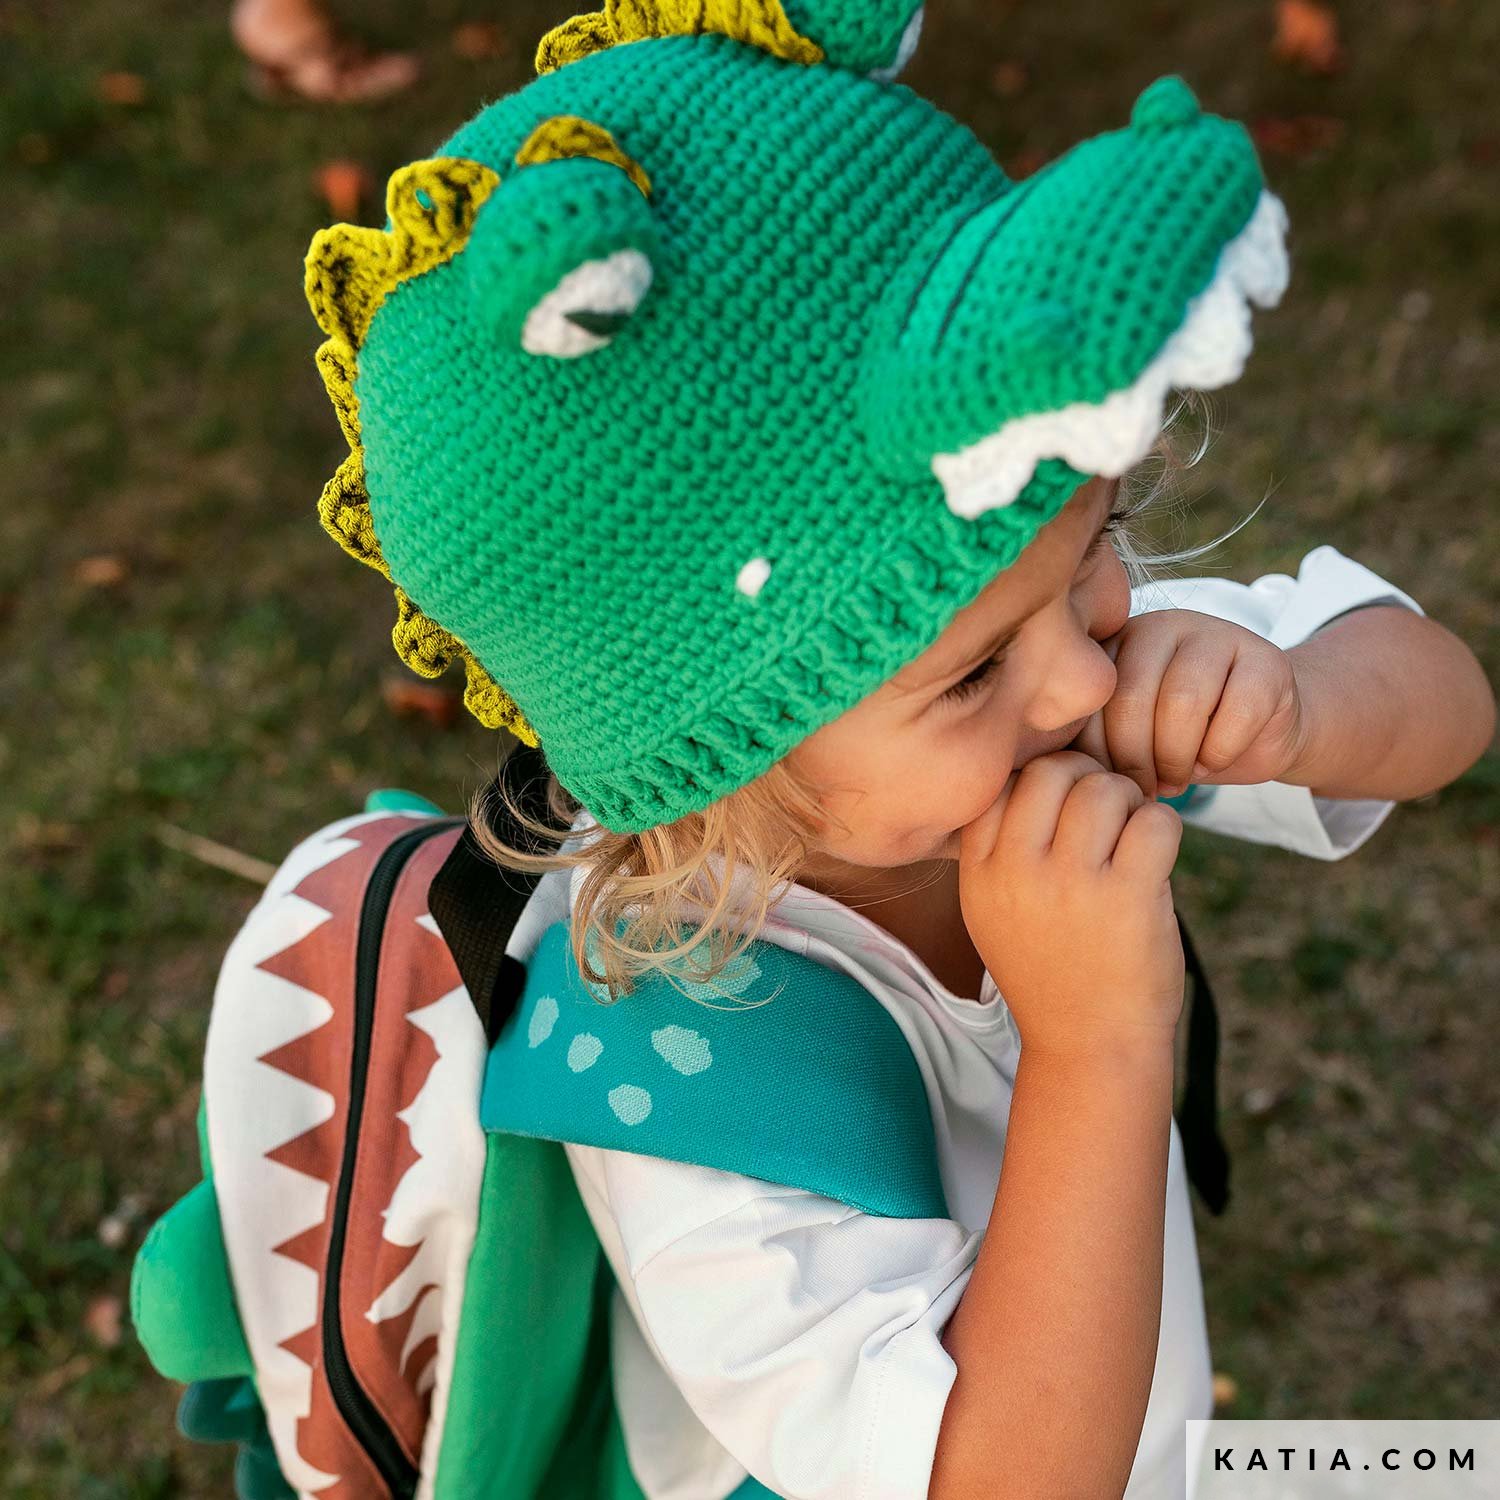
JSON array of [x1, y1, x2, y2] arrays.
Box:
[[530, 546, 1420, 1500]]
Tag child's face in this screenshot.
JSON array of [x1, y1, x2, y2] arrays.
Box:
[[787, 475, 1130, 868]]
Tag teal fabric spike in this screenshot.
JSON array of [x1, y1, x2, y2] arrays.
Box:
[[177, 1379, 294, 1500], [363, 787, 447, 815], [1160, 784, 1207, 812], [482, 921, 947, 1220], [177, 1376, 264, 1445]]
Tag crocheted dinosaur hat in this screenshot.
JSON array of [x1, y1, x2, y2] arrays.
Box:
[[304, 0, 1289, 833]]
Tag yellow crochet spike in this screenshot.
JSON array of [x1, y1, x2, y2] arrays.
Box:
[[515, 115, 653, 198], [393, 590, 539, 744], [536, 0, 824, 75], [304, 159, 501, 350], [306, 155, 537, 745]]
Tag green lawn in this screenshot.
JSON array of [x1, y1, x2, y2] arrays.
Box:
[[3, 0, 1496, 1492]]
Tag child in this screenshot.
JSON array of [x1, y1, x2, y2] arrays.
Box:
[[298, 4, 1495, 1495]]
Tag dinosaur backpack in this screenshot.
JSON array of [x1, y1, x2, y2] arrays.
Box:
[[132, 744, 1230, 1500], [130, 744, 958, 1499]]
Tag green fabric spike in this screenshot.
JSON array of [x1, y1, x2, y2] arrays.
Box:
[[131, 1177, 252, 1384]]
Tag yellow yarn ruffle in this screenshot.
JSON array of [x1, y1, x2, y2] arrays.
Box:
[[304, 156, 538, 745], [535, 0, 824, 75]]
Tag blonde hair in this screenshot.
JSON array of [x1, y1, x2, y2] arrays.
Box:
[[474, 393, 1234, 1005]]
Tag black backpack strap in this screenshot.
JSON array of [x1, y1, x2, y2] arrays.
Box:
[[1173, 911, 1231, 1216], [427, 743, 572, 1044]]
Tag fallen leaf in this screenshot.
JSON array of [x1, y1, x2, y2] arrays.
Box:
[[381, 675, 462, 729], [1250, 114, 1345, 159], [1272, 0, 1343, 73], [15, 815, 80, 852], [16, 132, 52, 166], [97, 71, 148, 106], [452, 21, 509, 60], [32, 1354, 92, 1401], [988, 60, 1029, 98], [84, 1294, 123, 1348], [74, 553, 128, 587], [314, 159, 374, 222], [1212, 1371, 1239, 1409]]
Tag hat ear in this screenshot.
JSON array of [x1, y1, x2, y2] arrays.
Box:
[[463, 116, 659, 359], [783, 0, 924, 74]]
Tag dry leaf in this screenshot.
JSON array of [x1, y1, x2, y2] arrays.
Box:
[[32, 1354, 92, 1401], [1212, 1371, 1239, 1409], [16, 132, 52, 166], [1272, 0, 1343, 74], [452, 22, 509, 60], [84, 1294, 123, 1348], [74, 553, 128, 587], [1250, 114, 1345, 159], [97, 71, 148, 106], [1008, 147, 1049, 179], [315, 159, 375, 222], [15, 815, 81, 852], [381, 675, 462, 729], [989, 60, 1029, 98]]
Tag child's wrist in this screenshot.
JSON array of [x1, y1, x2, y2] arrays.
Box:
[[1278, 644, 1343, 792]]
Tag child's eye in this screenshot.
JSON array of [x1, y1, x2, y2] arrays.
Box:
[[1084, 503, 1133, 560], [940, 640, 1012, 705]]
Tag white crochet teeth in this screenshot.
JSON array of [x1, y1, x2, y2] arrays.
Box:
[[933, 190, 1291, 520]]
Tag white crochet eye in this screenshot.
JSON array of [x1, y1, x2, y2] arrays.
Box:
[[521, 249, 654, 359], [868, 6, 924, 82]]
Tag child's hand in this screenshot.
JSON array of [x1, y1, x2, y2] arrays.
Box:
[[1073, 610, 1307, 799], [958, 752, 1184, 1054]]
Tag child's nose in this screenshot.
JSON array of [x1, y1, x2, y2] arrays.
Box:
[[1032, 635, 1119, 733]]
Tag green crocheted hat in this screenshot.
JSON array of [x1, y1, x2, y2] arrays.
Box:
[[304, 0, 1289, 833]]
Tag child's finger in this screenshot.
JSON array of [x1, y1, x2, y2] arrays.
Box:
[[957, 769, 1020, 865], [1109, 799, 1183, 879], [1152, 638, 1232, 793], [1192, 658, 1284, 780], [1067, 710, 1112, 768], [997, 751, 1114, 857], [1052, 770, 1147, 868], [1102, 628, 1181, 796]]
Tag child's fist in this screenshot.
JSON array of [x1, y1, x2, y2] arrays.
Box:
[[1075, 611, 1308, 798], [958, 752, 1185, 1053]]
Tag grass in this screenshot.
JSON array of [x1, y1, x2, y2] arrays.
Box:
[[2, 0, 1497, 1491]]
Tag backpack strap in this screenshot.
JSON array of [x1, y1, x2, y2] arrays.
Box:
[[480, 920, 949, 1221], [428, 742, 558, 1043]]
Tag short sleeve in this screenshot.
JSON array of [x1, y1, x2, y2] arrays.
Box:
[[1131, 545, 1424, 861], [565, 1140, 981, 1500]]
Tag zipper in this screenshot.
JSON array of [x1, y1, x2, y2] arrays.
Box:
[[323, 818, 464, 1499]]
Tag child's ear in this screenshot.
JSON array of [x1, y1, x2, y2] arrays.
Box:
[[463, 115, 659, 359]]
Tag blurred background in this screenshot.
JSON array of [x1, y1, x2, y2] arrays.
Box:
[[2, 0, 1497, 1492]]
